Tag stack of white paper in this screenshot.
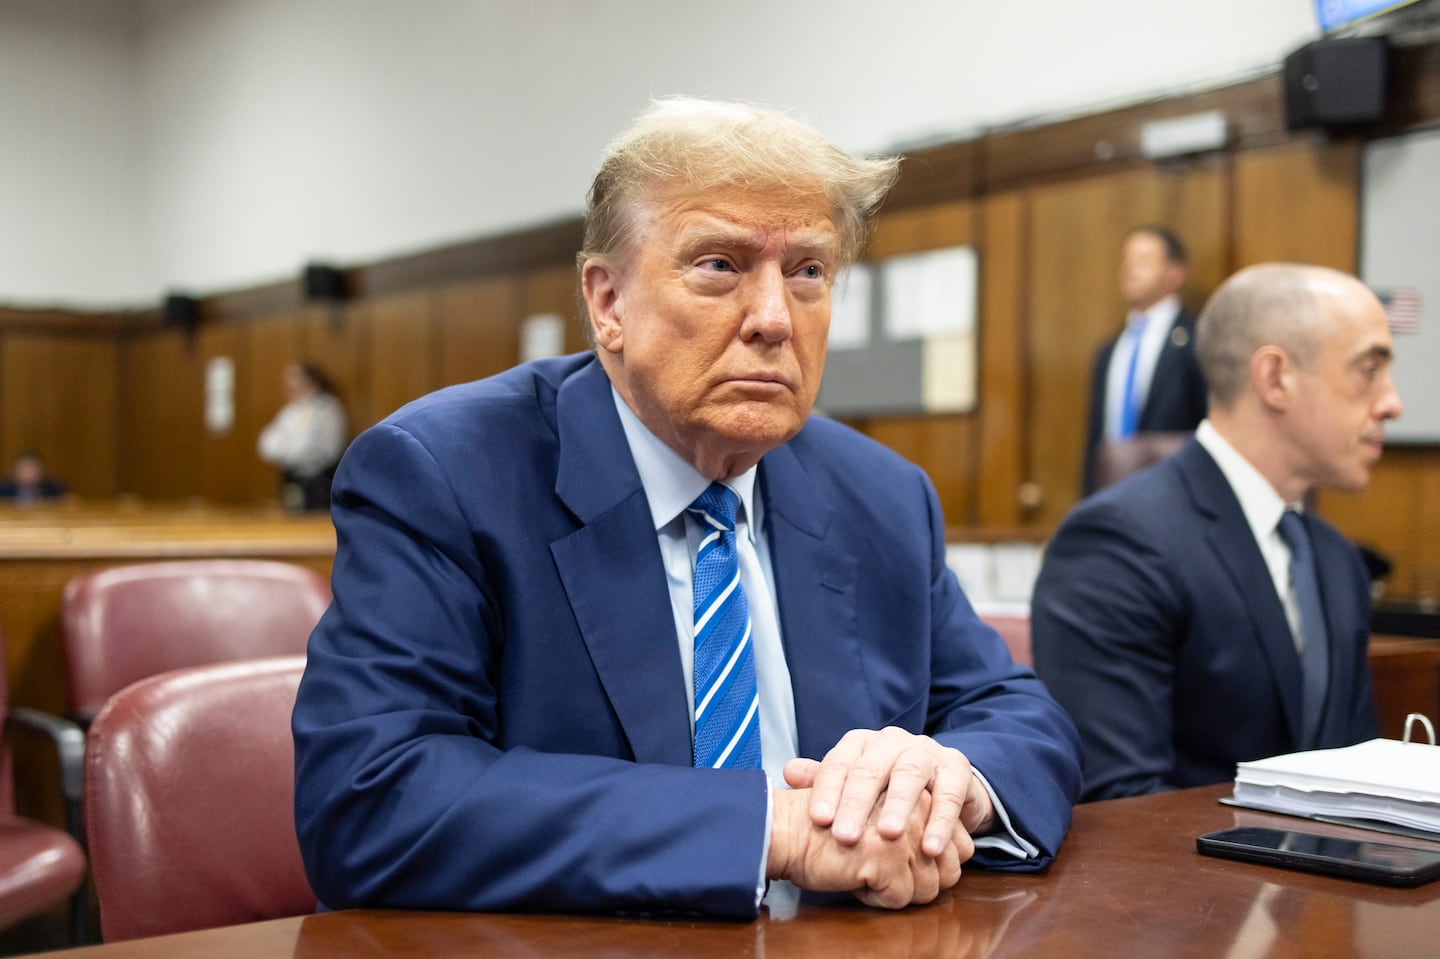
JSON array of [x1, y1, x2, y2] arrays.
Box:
[[1231, 739, 1440, 837]]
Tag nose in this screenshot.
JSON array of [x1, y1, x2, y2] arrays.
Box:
[[740, 264, 793, 344], [1376, 372, 1403, 421]]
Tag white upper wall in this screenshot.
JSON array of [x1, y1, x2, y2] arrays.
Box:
[[2, 0, 1323, 308], [0, 0, 147, 306]]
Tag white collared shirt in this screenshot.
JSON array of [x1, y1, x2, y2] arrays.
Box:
[[1195, 420, 1306, 651], [1104, 294, 1183, 439]]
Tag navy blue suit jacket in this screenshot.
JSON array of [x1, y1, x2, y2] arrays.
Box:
[[1032, 438, 1379, 803], [1082, 309, 1207, 494], [293, 354, 1082, 917]]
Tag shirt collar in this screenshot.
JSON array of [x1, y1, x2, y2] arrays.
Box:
[[1195, 419, 1300, 541], [1132, 293, 1181, 327], [610, 387, 761, 542]]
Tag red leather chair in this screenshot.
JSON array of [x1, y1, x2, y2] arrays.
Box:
[[0, 628, 88, 943], [83, 655, 316, 942], [61, 559, 331, 723], [976, 606, 1033, 667]]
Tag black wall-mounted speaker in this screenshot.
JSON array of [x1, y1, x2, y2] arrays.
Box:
[[1283, 37, 1389, 130], [163, 294, 201, 330], [303, 263, 346, 301]]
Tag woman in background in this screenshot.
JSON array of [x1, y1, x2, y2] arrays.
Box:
[[258, 362, 347, 512]]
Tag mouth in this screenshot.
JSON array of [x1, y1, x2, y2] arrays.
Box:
[[728, 371, 792, 390]]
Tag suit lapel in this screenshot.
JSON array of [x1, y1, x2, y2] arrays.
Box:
[[759, 442, 868, 758], [548, 359, 691, 766], [1177, 442, 1304, 742]]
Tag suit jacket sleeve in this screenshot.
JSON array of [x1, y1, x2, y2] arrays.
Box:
[[1030, 497, 1186, 802], [292, 422, 767, 918], [912, 469, 1083, 869]]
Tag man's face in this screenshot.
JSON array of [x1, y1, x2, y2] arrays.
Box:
[[586, 183, 839, 478], [1286, 283, 1402, 493], [14, 458, 42, 487], [1119, 232, 1183, 312]]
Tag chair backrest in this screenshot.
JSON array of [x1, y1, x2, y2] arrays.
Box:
[[83, 655, 316, 942], [977, 607, 1033, 667], [1090, 431, 1190, 493], [0, 627, 14, 815], [61, 559, 330, 720], [0, 625, 88, 940]]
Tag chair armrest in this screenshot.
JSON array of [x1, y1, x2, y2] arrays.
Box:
[[8, 707, 87, 843]]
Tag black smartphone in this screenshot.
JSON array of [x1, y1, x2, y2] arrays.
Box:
[[1197, 826, 1440, 887]]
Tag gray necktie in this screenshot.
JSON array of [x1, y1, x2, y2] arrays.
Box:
[[1278, 510, 1329, 749]]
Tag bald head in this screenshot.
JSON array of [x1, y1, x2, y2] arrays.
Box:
[[1196, 262, 1401, 501], [1196, 264, 1366, 409]]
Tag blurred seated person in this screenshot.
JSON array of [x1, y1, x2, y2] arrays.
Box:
[[1033, 263, 1401, 802], [258, 362, 347, 512], [0, 449, 67, 504]]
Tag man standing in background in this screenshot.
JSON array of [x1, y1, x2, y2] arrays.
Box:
[[1081, 226, 1207, 494]]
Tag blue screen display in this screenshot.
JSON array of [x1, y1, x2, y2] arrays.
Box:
[[1316, 0, 1422, 30]]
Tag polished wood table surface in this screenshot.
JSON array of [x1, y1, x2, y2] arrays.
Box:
[[31, 784, 1440, 959]]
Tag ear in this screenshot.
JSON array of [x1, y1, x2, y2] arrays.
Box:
[[581, 257, 625, 355], [1252, 345, 1294, 412]]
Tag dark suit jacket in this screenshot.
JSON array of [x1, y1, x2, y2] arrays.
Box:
[[1082, 309, 1207, 494], [292, 353, 1082, 918], [1032, 438, 1379, 803]]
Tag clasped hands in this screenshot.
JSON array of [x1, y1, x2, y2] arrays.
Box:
[[766, 727, 995, 909]]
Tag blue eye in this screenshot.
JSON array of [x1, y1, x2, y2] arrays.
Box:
[[704, 258, 734, 272], [800, 264, 823, 279]]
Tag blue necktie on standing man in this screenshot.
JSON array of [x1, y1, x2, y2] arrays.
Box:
[[1117, 312, 1150, 439]]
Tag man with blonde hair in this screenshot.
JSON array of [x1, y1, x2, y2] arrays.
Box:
[[294, 97, 1081, 917], [1033, 263, 1402, 802]]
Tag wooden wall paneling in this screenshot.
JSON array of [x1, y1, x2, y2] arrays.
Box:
[[1316, 448, 1440, 605], [436, 275, 522, 388], [0, 332, 120, 497], [974, 191, 1028, 528], [1023, 162, 1229, 529], [1232, 138, 1360, 270], [860, 201, 979, 524], [118, 328, 204, 499], [365, 291, 439, 425], [195, 321, 248, 503], [236, 313, 306, 504], [300, 303, 370, 436], [518, 265, 587, 356]]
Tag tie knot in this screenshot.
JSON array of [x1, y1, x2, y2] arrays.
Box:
[[1128, 311, 1149, 334], [1278, 510, 1310, 554], [689, 482, 739, 532]]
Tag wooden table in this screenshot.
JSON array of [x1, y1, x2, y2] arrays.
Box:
[[27, 784, 1440, 959]]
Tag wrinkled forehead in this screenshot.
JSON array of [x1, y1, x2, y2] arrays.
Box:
[[633, 179, 838, 251]]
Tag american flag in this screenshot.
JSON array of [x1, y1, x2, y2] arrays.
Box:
[[1377, 287, 1421, 334]]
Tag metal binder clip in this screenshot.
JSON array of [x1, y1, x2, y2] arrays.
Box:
[[1403, 713, 1437, 746]]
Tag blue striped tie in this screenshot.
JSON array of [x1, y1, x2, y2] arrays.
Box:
[[687, 483, 762, 769], [1278, 509, 1330, 749]]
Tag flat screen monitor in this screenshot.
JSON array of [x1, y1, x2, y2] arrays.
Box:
[[1316, 0, 1425, 31]]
